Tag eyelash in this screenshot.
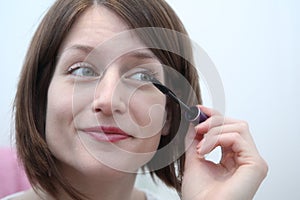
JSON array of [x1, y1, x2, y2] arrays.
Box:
[[126, 70, 158, 82], [67, 62, 99, 77], [67, 62, 159, 82]]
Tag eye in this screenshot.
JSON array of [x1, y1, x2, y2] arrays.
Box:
[[128, 71, 153, 82], [68, 62, 99, 77]]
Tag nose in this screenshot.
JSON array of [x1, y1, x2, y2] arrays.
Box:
[[92, 69, 126, 116]]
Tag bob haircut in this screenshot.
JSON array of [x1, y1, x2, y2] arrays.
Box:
[[14, 0, 202, 199]]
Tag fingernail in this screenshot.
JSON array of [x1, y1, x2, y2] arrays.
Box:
[[197, 152, 205, 159], [197, 147, 204, 156], [196, 137, 205, 149], [198, 140, 209, 156], [197, 147, 207, 159]]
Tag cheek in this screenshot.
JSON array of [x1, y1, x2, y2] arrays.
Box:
[[128, 90, 167, 138], [45, 79, 75, 156], [45, 79, 94, 130], [46, 80, 73, 129]]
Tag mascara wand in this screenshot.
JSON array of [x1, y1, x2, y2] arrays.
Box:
[[145, 76, 208, 124]]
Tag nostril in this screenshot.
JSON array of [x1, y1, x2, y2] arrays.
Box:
[[94, 107, 101, 113]]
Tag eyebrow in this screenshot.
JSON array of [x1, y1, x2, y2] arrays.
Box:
[[124, 50, 158, 60], [56, 44, 94, 61], [63, 44, 94, 54], [57, 44, 160, 67]]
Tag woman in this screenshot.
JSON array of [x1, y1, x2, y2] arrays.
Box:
[[5, 0, 267, 199]]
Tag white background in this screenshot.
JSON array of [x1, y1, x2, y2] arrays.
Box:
[[1, 0, 299, 199]]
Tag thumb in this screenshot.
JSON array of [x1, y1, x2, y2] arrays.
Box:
[[185, 124, 201, 165]]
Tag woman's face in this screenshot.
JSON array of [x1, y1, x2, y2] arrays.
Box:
[[45, 6, 167, 176]]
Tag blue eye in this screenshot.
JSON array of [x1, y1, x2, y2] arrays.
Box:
[[68, 62, 98, 77], [129, 72, 153, 82]]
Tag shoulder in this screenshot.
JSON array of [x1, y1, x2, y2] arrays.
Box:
[[1, 189, 38, 200], [144, 190, 163, 200], [1, 191, 24, 200]]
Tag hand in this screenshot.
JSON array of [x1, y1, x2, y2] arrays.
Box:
[[182, 106, 268, 200]]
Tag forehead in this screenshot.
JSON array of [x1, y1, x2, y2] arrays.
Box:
[[59, 5, 142, 54]]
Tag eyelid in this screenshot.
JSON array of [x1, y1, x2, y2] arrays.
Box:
[[125, 68, 159, 82], [66, 62, 101, 79], [67, 62, 94, 73], [126, 67, 152, 75]]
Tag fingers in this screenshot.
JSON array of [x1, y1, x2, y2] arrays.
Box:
[[184, 124, 202, 165], [197, 121, 255, 143], [197, 132, 247, 157], [192, 105, 258, 160], [195, 105, 228, 134], [183, 106, 268, 200]]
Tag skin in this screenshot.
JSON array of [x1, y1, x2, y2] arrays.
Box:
[[182, 105, 268, 200]]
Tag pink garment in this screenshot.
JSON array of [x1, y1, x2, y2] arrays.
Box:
[[0, 147, 31, 198]]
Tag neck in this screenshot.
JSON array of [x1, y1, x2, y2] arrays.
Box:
[[42, 163, 144, 200], [73, 173, 137, 200]]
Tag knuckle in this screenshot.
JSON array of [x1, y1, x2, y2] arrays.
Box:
[[238, 121, 249, 130], [231, 132, 241, 140], [209, 126, 222, 135], [259, 158, 269, 177], [210, 115, 226, 127], [253, 157, 269, 178]]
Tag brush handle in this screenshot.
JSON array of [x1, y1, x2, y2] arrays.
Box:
[[185, 106, 208, 125]]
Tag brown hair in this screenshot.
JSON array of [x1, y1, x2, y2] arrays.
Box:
[[14, 0, 201, 199]]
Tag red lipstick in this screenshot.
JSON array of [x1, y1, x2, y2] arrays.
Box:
[[82, 126, 131, 142]]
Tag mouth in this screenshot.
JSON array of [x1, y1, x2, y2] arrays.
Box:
[[81, 126, 132, 143]]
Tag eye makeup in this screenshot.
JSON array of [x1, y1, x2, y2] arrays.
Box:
[[67, 62, 99, 77], [142, 75, 208, 124]]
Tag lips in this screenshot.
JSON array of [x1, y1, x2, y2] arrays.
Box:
[[82, 126, 131, 142]]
